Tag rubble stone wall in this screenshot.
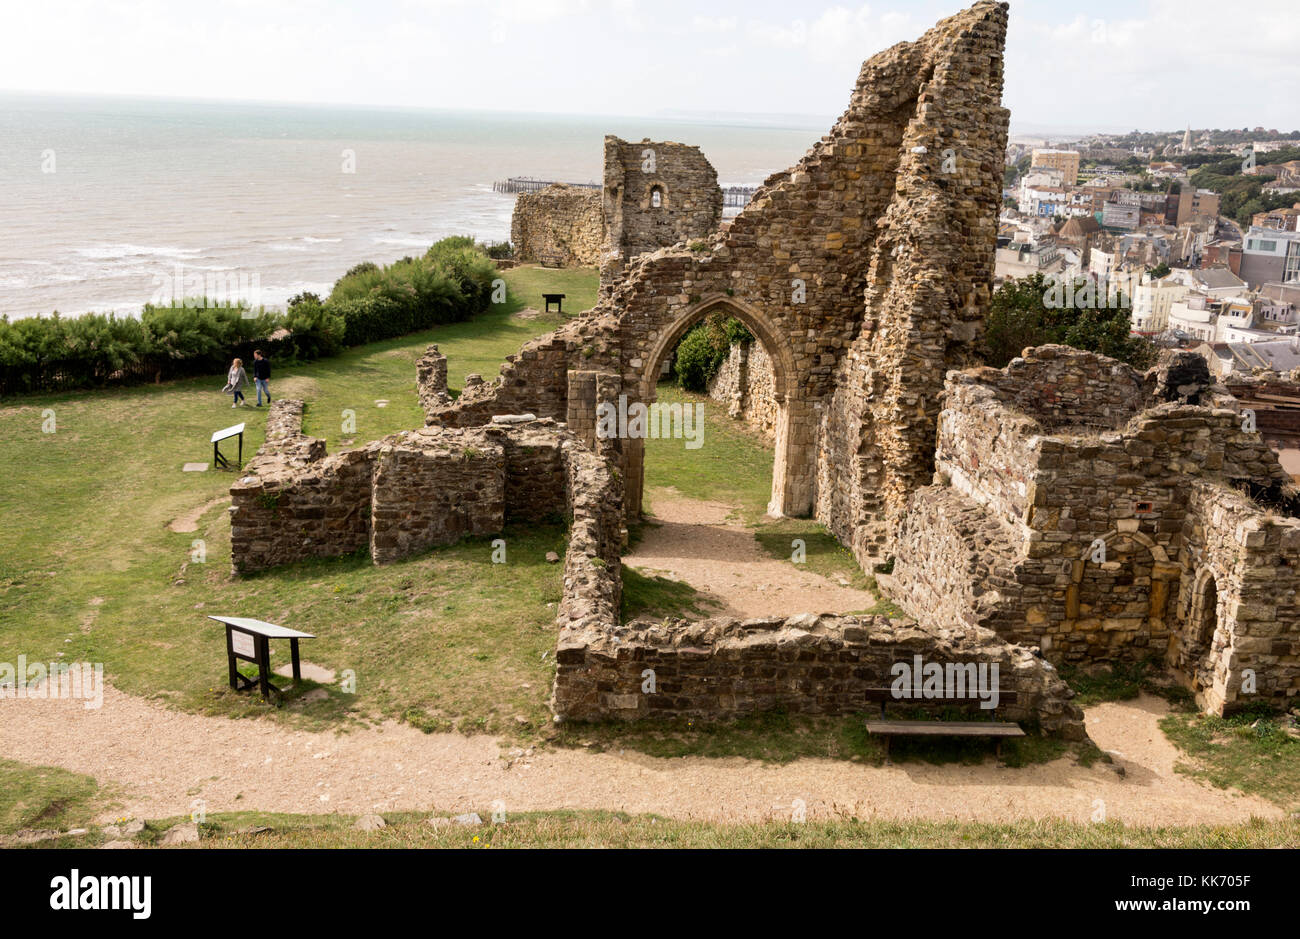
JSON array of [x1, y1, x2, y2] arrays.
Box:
[[510, 184, 603, 267], [369, 439, 505, 564], [707, 340, 779, 442], [887, 345, 1300, 714], [601, 136, 722, 289], [415, 344, 450, 419], [553, 613, 1085, 738]]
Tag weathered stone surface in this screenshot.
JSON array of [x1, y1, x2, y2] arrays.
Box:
[[354, 814, 386, 831], [511, 183, 603, 267], [889, 344, 1300, 716]]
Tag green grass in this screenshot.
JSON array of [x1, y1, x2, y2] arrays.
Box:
[[620, 563, 715, 622], [1059, 659, 1196, 710], [642, 383, 773, 521], [9, 796, 1295, 849], [0, 267, 593, 738], [496, 264, 600, 317], [0, 759, 108, 835], [1161, 705, 1300, 812]]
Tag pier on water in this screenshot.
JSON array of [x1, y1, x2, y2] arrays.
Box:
[[492, 177, 759, 208]]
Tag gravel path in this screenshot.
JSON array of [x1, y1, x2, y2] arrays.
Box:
[[626, 490, 878, 618], [0, 688, 1278, 827]]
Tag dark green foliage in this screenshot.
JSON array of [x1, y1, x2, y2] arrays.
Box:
[[672, 313, 754, 392], [0, 238, 497, 396], [985, 274, 1157, 371]]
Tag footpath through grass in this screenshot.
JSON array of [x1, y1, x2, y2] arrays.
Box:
[[3, 759, 1294, 849]]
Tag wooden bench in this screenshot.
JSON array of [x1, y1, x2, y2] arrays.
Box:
[[862, 688, 1024, 761], [542, 292, 566, 314], [539, 253, 564, 269]]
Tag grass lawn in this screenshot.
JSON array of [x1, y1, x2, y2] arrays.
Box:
[[0, 266, 588, 737]]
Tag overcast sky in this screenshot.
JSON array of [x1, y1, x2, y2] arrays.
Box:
[[3, 0, 1297, 133]]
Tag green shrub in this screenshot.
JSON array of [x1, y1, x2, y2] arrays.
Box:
[[0, 237, 500, 397], [673, 313, 751, 392]]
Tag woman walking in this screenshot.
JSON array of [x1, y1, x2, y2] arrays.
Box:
[[223, 358, 249, 408]]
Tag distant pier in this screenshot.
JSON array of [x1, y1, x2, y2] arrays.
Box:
[[493, 176, 758, 208], [492, 177, 600, 194]]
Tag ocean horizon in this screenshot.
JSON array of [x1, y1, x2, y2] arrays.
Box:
[[0, 92, 823, 320]]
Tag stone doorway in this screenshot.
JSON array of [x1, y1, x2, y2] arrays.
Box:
[[624, 295, 812, 520]]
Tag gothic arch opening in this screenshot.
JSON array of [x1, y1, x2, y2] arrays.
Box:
[[625, 294, 812, 519]]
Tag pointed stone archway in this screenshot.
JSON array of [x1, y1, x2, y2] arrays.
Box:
[[625, 294, 813, 520]]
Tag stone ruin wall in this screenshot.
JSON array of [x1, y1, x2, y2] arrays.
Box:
[[707, 340, 779, 442], [816, 1, 1010, 567], [886, 345, 1300, 714], [510, 184, 603, 267], [553, 611, 1085, 738], [415, 344, 450, 415], [600, 136, 723, 291], [229, 402, 623, 625]]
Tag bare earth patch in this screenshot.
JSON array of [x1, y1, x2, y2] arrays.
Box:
[[627, 490, 876, 618], [0, 688, 1278, 826], [167, 497, 230, 533]]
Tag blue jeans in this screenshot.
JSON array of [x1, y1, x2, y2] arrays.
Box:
[[255, 379, 270, 405], [232, 388, 245, 405]]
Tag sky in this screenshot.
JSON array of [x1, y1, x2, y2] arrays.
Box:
[[2, 0, 1298, 133]]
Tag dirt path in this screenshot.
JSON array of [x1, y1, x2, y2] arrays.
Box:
[[626, 489, 877, 618], [0, 688, 1279, 826]]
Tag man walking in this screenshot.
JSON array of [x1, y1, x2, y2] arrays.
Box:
[[252, 349, 271, 407]]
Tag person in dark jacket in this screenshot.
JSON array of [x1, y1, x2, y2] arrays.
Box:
[[252, 350, 271, 406]]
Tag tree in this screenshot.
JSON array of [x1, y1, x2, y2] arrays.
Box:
[[985, 274, 1157, 371]]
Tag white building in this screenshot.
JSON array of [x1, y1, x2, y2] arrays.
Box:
[[1130, 273, 1188, 334]]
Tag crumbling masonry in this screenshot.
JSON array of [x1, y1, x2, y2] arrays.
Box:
[[230, 2, 1297, 727]]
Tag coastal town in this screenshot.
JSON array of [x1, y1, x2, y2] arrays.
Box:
[[998, 132, 1300, 474]]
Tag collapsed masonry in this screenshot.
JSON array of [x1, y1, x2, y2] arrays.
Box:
[[230, 2, 1295, 726]]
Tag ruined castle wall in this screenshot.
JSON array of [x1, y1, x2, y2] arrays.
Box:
[[1173, 483, 1300, 714], [369, 437, 506, 564], [815, 2, 1011, 564], [707, 340, 779, 442], [230, 446, 377, 574], [416, 344, 450, 420], [935, 377, 1043, 526], [511, 184, 603, 267], [967, 345, 1147, 431], [553, 613, 1084, 738], [601, 137, 722, 287], [887, 486, 1031, 642]]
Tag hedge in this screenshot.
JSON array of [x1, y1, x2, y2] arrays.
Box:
[[0, 237, 498, 397]]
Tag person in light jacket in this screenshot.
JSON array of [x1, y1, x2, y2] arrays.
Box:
[[223, 358, 248, 408]]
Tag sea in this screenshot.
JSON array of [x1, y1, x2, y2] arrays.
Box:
[[0, 93, 821, 320]]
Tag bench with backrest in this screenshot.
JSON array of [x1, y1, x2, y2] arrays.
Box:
[[862, 687, 1025, 761]]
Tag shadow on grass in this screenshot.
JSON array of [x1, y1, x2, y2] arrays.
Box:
[[554, 709, 1078, 768]]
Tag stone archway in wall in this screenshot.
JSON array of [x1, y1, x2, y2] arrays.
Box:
[[1175, 567, 1223, 691], [1064, 529, 1183, 658], [626, 294, 811, 520]]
